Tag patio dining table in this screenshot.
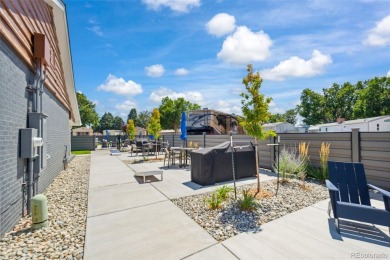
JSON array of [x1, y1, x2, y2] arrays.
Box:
[[170, 147, 198, 167]]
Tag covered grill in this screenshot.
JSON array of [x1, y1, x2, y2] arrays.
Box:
[[191, 141, 256, 185]]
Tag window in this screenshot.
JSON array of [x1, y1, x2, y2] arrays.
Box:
[[326, 128, 328, 132], [377, 124, 379, 131]]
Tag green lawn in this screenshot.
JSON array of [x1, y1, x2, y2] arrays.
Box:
[[71, 150, 91, 155]]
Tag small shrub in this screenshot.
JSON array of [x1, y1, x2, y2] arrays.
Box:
[[238, 189, 258, 211], [298, 142, 309, 187], [274, 146, 307, 182], [216, 185, 234, 200], [319, 142, 330, 181], [306, 164, 323, 180], [206, 192, 223, 210]]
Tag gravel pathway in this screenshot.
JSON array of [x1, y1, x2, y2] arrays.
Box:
[[0, 156, 90, 260], [172, 179, 328, 242]]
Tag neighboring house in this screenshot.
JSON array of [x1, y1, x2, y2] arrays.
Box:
[[159, 129, 177, 135], [0, 0, 80, 236], [107, 130, 123, 136], [317, 116, 390, 132], [72, 127, 93, 136], [295, 123, 309, 133], [262, 122, 296, 133], [136, 127, 147, 136]]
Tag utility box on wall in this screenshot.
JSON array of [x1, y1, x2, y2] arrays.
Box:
[[33, 32, 51, 67], [20, 128, 42, 158], [28, 112, 48, 173]]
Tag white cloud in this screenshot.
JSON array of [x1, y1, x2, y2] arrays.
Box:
[[261, 50, 332, 81], [87, 18, 104, 37], [142, 0, 200, 12], [115, 100, 137, 111], [217, 26, 273, 64], [387, 70, 390, 76], [214, 100, 241, 115], [145, 64, 165, 77], [87, 26, 103, 37], [364, 15, 390, 46], [174, 68, 189, 76], [268, 100, 285, 114], [97, 74, 143, 95], [92, 100, 100, 106], [149, 87, 204, 103], [206, 13, 236, 37]]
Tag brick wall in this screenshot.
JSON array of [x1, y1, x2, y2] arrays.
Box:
[[0, 36, 71, 236]]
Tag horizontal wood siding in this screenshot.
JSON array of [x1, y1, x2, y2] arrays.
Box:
[[71, 136, 95, 151], [0, 0, 71, 113], [360, 132, 390, 189]]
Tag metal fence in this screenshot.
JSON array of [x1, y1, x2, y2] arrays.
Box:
[[161, 129, 390, 189]]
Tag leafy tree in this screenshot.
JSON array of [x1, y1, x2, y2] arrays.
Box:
[[284, 109, 297, 125], [147, 108, 162, 157], [268, 109, 297, 124], [113, 116, 124, 130], [323, 82, 358, 121], [126, 119, 136, 140], [297, 89, 326, 125], [137, 110, 151, 129], [76, 92, 99, 127], [159, 97, 201, 132], [353, 77, 390, 118], [269, 113, 285, 123], [99, 112, 114, 130], [240, 64, 275, 193], [127, 108, 140, 126], [298, 76, 390, 124]]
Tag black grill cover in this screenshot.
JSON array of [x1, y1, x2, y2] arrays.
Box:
[[191, 141, 256, 185]]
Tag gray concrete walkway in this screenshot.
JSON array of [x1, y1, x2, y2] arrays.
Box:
[[84, 150, 389, 259]]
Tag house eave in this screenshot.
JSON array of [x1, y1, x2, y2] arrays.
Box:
[[44, 0, 81, 126]]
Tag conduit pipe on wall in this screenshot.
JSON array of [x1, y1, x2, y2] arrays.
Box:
[[26, 60, 46, 214]]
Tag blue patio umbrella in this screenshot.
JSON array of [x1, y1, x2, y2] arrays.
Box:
[[180, 112, 187, 141]]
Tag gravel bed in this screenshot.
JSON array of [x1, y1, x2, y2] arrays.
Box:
[[172, 179, 328, 242], [0, 156, 90, 260]]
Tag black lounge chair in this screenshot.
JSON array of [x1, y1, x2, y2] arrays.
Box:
[[326, 161, 390, 233]]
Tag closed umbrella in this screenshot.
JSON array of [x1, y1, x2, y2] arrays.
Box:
[[180, 112, 187, 142]]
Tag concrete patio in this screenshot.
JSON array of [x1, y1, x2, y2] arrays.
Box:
[[84, 150, 389, 259]]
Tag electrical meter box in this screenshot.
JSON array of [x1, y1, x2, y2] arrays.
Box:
[[29, 112, 48, 173], [31, 194, 49, 230], [20, 128, 40, 158]]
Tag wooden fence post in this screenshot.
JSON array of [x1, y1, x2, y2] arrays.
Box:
[[351, 128, 360, 162]]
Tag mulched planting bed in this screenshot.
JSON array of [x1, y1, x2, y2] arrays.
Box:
[[172, 179, 328, 242]]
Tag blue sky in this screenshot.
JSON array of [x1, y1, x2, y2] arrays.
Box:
[[66, 0, 390, 121]]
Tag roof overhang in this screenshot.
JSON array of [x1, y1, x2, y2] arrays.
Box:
[[44, 0, 81, 126]]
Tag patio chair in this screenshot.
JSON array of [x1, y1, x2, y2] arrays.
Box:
[[130, 144, 142, 156], [163, 148, 172, 168], [326, 161, 390, 233]]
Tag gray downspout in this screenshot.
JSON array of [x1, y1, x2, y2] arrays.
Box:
[[27, 60, 44, 210]]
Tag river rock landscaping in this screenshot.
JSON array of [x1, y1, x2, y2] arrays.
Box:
[[0, 156, 90, 260], [172, 179, 328, 242]]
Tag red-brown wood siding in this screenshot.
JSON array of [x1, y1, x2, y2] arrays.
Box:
[[0, 0, 72, 113]]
